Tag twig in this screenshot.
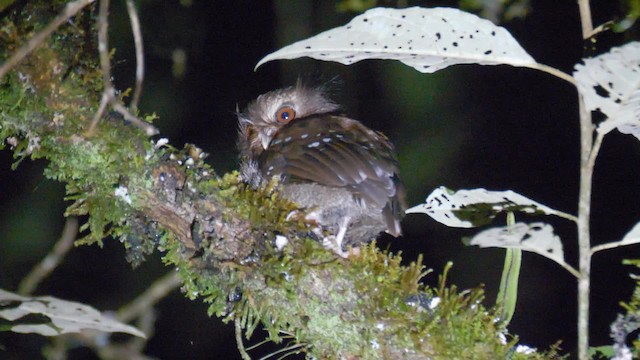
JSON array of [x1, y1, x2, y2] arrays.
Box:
[[89, 90, 112, 134], [125, 308, 156, 353], [114, 103, 158, 135], [116, 271, 182, 323], [257, 343, 305, 360], [87, 0, 158, 136], [126, 0, 144, 111], [576, 1, 597, 358], [87, 0, 113, 134], [0, 0, 95, 81], [17, 217, 79, 296], [236, 318, 252, 360], [577, 0, 594, 39]]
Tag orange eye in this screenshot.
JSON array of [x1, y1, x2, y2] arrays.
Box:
[[275, 106, 296, 123]]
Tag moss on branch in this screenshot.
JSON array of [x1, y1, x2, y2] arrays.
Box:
[[0, 2, 562, 359]]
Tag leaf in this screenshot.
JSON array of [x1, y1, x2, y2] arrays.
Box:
[[588, 345, 615, 358], [573, 41, 640, 140], [0, 289, 145, 338], [406, 186, 570, 228], [256, 7, 536, 72], [620, 222, 640, 245], [496, 212, 521, 326], [497, 248, 521, 325], [467, 222, 565, 265]]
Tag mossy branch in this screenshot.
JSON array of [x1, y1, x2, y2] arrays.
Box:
[[0, 2, 560, 359]]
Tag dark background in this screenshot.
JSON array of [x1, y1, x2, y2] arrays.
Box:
[[1, 0, 639, 359]]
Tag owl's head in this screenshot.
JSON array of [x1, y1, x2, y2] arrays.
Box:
[[237, 84, 340, 159]]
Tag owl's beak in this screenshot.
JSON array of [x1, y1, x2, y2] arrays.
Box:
[[259, 131, 272, 150]]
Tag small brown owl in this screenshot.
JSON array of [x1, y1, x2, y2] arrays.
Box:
[[237, 84, 406, 255]]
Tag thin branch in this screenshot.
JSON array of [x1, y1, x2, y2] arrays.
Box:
[[236, 319, 252, 360], [88, 90, 112, 135], [87, 0, 158, 136], [116, 271, 182, 323], [113, 102, 158, 136], [0, 0, 95, 81], [17, 217, 79, 296], [576, 92, 595, 360], [574, 100, 604, 360], [577, 0, 594, 39], [87, 0, 113, 135], [124, 308, 156, 353], [245, 337, 273, 351], [257, 343, 306, 360], [126, 0, 145, 111]]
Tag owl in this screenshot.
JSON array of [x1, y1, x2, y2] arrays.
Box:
[[237, 84, 406, 255]]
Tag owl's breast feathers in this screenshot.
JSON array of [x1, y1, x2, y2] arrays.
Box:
[[259, 114, 406, 236]]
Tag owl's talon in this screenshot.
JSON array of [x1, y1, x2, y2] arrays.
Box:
[[322, 236, 350, 258], [334, 216, 351, 251], [285, 210, 302, 221]]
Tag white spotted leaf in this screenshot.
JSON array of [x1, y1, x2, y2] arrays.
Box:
[[406, 187, 569, 228], [574, 42, 640, 140], [256, 7, 536, 73], [0, 289, 145, 338], [467, 222, 565, 265]]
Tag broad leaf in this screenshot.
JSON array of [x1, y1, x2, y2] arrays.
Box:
[[406, 187, 568, 228], [574, 42, 640, 140], [467, 222, 565, 265], [0, 289, 145, 338], [256, 7, 536, 72]]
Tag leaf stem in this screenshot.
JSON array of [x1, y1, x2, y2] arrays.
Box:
[[524, 63, 576, 86], [554, 210, 579, 223], [591, 238, 640, 254]]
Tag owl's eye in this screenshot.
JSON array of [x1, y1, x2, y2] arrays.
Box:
[[275, 106, 296, 123]]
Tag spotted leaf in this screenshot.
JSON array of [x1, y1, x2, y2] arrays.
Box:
[[467, 222, 565, 265], [407, 187, 569, 228], [574, 42, 640, 140], [256, 7, 536, 72], [0, 289, 145, 338]]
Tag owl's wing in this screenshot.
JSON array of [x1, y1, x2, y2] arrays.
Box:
[[259, 115, 406, 235]]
